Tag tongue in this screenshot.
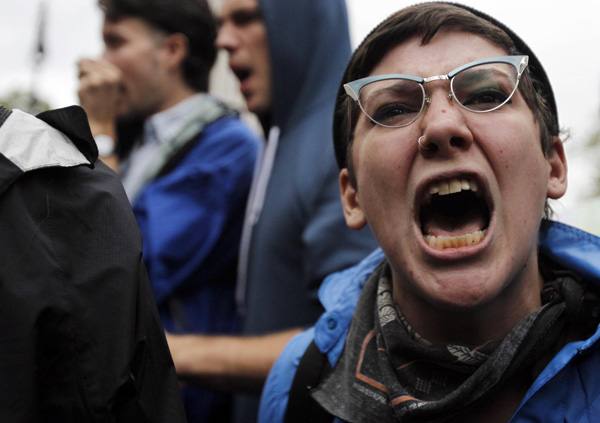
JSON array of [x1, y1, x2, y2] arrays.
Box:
[[422, 208, 487, 237]]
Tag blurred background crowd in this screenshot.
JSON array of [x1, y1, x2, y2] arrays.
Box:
[[0, 0, 600, 231], [2, 0, 600, 233]]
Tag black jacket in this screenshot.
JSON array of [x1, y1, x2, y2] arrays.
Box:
[[0, 106, 186, 422]]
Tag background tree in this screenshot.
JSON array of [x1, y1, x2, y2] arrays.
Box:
[[0, 90, 51, 115]]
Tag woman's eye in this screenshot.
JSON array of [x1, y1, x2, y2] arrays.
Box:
[[372, 102, 418, 124], [462, 89, 509, 108]]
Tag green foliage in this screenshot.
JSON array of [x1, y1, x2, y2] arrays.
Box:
[[0, 90, 52, 115]]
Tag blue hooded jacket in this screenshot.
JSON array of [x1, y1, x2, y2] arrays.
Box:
[[241, 0, 378, 337], [260, 222, 600, 422]]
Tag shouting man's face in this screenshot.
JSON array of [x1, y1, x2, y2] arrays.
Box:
[[217, 0, 272, 117]]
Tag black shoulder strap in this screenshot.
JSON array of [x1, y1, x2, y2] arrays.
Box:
[[284, 340, 334, 423]]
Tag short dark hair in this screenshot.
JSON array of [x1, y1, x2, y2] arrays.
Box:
[[99, 0, 217, 92], [333, 3, 559, 177]]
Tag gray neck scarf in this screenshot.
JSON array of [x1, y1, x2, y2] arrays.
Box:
[[312, 259, 598, 422]]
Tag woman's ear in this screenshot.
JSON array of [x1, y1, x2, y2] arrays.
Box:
[[546, 137, 568, 200], [340, 168, 367, 230]]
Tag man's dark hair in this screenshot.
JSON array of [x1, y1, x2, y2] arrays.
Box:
[[99, 0, 217, 92]]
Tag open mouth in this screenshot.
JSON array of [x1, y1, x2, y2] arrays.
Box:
[[232, 66, 251, 84], [419, 177, 490, 250]]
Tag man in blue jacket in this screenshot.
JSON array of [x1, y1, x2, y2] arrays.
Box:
[[260, 3, 600, 422], [165, 0, 378, 421], [77, 0, 260, 421]]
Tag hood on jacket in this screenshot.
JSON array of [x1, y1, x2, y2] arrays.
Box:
[[258, 0, 352, 133]]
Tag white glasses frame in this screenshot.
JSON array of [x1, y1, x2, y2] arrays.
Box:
[[344, 55, 529, 128]]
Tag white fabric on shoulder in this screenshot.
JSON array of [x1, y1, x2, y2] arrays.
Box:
[[0, 109, 89, 172]]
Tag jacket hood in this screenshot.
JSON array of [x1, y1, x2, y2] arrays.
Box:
[[0, 106, 96, 194], [258, 0, 352, 132]]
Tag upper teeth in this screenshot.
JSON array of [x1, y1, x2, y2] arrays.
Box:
[[429, 178, 478, 196]]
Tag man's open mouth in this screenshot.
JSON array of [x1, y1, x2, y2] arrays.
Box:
[[419, 177, 491, 250], [232, 66, 251, 84]]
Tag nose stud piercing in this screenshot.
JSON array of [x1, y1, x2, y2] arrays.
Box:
[[418, 135, 430, 150]]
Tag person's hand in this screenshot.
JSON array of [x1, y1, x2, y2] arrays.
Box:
[[77, 58, 122, 138]]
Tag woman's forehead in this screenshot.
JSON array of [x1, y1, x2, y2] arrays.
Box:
[[368, 31, 509, 78]]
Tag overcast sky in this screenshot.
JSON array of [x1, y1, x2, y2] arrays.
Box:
[[2, 0, 600, 216]]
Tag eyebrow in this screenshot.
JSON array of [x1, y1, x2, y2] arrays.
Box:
[[362, 79, 422, 101], [217, 7, 262, 27]]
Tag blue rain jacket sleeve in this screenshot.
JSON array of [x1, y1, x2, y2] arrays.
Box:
[[133, 116, 259, 334]]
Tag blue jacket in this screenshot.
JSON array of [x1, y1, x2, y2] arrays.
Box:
[[240, 0, 378, 336], [134, 115, 259, 335], [132, 113, 259, 422], [260, 222, 600, 422]]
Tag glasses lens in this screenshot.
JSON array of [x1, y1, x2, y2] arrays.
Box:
[[358, 78, 424, 127], [452, 62, 519, 112]]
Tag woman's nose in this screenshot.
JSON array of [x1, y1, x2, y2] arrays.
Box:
[[417, 89, 473, 155]]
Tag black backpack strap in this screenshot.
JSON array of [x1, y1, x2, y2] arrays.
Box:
[[284, 340, 334, 423]]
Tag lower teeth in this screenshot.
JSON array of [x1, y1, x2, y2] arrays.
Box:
[[425, 229, 488, 250]]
